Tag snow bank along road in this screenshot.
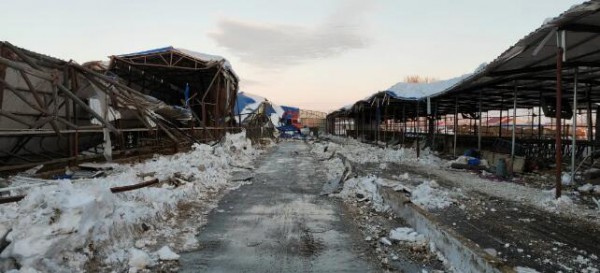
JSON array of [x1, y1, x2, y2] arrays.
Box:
[[179, 141, 381, 272]]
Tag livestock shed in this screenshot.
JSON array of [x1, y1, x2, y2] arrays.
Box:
[[327, 0, 600, 197]]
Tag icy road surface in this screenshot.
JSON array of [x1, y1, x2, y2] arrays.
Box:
[[179, 141, 380, 272]]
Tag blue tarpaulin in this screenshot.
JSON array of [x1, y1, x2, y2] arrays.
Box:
[[234, 92, 277, 118]]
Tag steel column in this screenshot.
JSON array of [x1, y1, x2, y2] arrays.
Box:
[[571, 68, 578, 184], [556, 46, 564, 199]]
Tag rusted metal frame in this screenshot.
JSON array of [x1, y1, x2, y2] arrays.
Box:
[[159, 53, 170, 66], [19, 71, 63, 133], [0, 78, 52, 114], [0, 150, 35, 162], [201, 64, 225, 128], [189, 99, 214, 141], [0, 78, 67, 155], [0, 56, 55, 81], [214, 78, 221, 127], [0, 110, 35, 127], [0, 56, 118, 132], [556, 46, 564, 199], [55, 82, 118, 132], [80, 72, 152, 129], [19, 145, 55, 160], [172, 55, 185, 66], [3, 42, 44, 70], [115, 58, 216, 71], [4, 102, 68, 161]]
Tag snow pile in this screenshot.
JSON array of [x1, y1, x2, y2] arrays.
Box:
[[540, 189, 574, 213], [317, 135, 443, 167], [578, 183, 600, 195], [334, 176, 389, 212], [515, 266, 541, 273], [128, 248, 153, 271], [573, 254, 599, 273], [324, 157, 344, 181], [389, 227, 426, 244], [156, 246, 179, 261], [410, 180, 455, 210], [0, 131, 259, 272]]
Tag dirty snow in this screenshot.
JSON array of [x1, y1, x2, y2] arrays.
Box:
[[0, 131, 260, 272], [333, 176, 389, 212], [410, 180, 455, 210], [515, 266, 541, 273], [316, 136, 600, 223], [389, 227, 426, 244]]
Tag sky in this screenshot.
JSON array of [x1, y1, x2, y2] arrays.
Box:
[[1, 0, 585, 112]]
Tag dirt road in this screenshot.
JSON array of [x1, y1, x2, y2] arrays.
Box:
[[179, 141, 380, 272]]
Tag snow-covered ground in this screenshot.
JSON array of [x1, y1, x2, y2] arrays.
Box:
[[310, 135, 600, 273], [0, 132, 264, 273], [311, 135, 600, 222]]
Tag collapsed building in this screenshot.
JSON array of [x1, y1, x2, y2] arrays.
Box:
[[0, 42, 239, 174]]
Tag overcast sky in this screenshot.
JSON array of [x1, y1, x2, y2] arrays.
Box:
[[2, 0, 583, 112]]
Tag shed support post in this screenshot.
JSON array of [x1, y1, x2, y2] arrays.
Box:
[[454, 97, 458, 157], [555, 46, 564, 199], [511, 84, 517, 172], [478, 92, 482, 151], [402, 104, 406, 146], [587, 84, 593, 164], [571, 68, 578, 184], [416, 101, 420, 158], [539, 91, 543, 139]]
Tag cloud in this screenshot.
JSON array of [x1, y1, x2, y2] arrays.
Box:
[[208, 0, 375, 69]]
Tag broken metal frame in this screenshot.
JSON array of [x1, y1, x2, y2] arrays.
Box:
[[0, 42, 245, 173]]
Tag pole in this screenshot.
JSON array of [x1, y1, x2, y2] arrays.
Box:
[[416, 101, 420, 158], [539, 91, 543, 139], [571, 68, 578, 184], [402, 104, 406, 146], [587, 84, 593, 164], [478, 92, 482, 150], [499, 97, 503, 138], [454, 97, 458, 157], [555, 46, 564, 199], [511, 84, 517, 172]]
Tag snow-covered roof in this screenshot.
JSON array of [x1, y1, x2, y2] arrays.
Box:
[[116, 46, 237, 78], [385, 74, 470, 100]]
